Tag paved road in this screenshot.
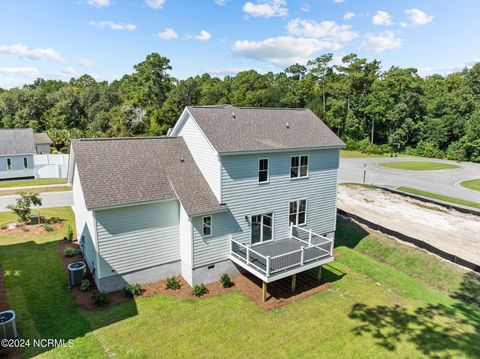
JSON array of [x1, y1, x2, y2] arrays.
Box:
[[0, 191, 73, 211], [339, 157, 480, 203]]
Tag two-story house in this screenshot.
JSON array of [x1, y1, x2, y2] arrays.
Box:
[[68, 105, 345, 295]]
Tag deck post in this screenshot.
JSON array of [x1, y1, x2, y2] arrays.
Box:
[[291, 274, 297, 292], [308, 229, 312, 245], [262, 281, 267, 302], [246, 247, 250, 264], [317, 266, 322, 281], [300, 246, 305, 265], [289, 224, 293, 238]]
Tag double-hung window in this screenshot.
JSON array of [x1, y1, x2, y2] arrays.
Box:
[[290, 155, 308, 179], [258, 158, 269, 183], [6, 158, 12, 171], [202, 216, 212, 236], [289, 199, 307, 226]]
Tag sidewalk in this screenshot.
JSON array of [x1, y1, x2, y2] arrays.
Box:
[[0, 183, 68, 191]]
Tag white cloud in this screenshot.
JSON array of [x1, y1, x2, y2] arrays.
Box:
[[418, 61, 478, 76], [372, 10, 392, 25], [0, 44, 64, 62], [300, 3, 310, 12], [232, 36, 337, 66], [287, 19, 358, 42], [157, 28, 178, 40], [47, 66, 77, 79], [77, 58, 95, 67], [186, 30, 212, 41], [145, 0, 165, 9], [359, 31, 403, 52], [333, 0, 344, 3], [405, 8, 433, 25], [89, 20, 136, 31], [243, 0, 288, 18], [87, 0, 111, 7], [400, 22, 408, 28], [206, 66, 254, 76], [214, 0, 228, 5], [343, 12, 355, 21], [0, 67, 40, 77]]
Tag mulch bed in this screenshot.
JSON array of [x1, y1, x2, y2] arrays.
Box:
[[0, 222, 63, 237], [59, 240, 334, 312]]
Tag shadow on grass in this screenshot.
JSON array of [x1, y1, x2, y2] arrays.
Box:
[[452, 271, 480, 307], [334, 216, 370, 249], [0, 239, 138, 358]]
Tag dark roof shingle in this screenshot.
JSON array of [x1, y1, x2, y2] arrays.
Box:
[[0, 129, 36, 156], [186, 105, 345, 153], [72, 137, 225, 216], [34, 132, 52, 145]]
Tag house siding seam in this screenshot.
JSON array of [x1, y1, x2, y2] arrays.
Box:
[[174, 113, 222, 201], [221, 149, 339, 246], [96, 200, 180, 278]]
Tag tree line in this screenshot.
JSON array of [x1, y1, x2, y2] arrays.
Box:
[[0, 52, 479, 162]]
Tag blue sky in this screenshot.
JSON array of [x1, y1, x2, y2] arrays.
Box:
[[0, 0, 478, 88]]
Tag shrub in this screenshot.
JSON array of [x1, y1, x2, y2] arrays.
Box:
[[166, 276, 181, 290], [66, 225, 74, 241], [412, 141, 445, 159], [6, 192, 42, 224], [446, 141, 467, 161], [124, 283, 143, 297], [43, 223, 54, 232], [49, 217, 62, 224], [220, 273, 232, 288], [91, 291, 108, 307], [18, 225, 29, 232], [64, 247, 76, 257], [80, 279, 91, 292], [0, 225, 7, 230], [191, 284, 208, 297]]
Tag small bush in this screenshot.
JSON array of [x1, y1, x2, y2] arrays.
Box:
[[412, 141, 445, 159], [220, 273, 232, 288], [91, 291, 108, 307], [43, 223, 54, 232], [1, 224, 8, 230], [64, 247, 76, 257], [124, 283, 143, 297], [191, 283, 208, 297], [80, 279, 91, 292], [49, 217, 62, 224], [166, 276, 180, 290], [66, 225, 74, 241], [18, 225, 29, 232]]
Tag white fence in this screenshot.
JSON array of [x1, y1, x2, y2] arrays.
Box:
[[33, 154, 69, 178]]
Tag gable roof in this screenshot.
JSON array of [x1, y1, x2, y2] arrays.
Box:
[[0, 129, 36, 156], [34, 132, 52, 145], [72, 137, 226, 216], [185, 105, 345, 153]]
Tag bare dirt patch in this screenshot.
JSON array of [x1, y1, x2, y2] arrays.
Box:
[[1, 223, 63, 237], [337, 186, 480, 266]]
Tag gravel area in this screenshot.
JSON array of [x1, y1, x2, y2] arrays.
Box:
[[337, 185, 480, 266]]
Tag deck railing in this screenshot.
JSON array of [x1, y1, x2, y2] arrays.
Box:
[[230, 225, 334, 278]]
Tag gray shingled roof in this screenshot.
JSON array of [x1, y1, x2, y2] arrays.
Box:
[[72, 137, 226, 216], [186, 105, 345, 153], [34, 132, 52, 145], [0, 129, 36, 156]]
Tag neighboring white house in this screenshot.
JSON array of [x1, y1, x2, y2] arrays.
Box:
[[68, 105, 345, 293]]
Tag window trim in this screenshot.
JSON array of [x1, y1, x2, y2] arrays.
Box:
[[258, 158, 269, 184], [289, 198, 308, 226], [290, 155, 309, 179], [23, 157, 28, 170], [202, 216, 212, 237], [250, 211, 275, 246], [6, 158, 12, 171]]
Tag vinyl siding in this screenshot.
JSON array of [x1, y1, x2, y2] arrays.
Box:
[[0, 154, 34, 179], [221, 149, 339, 245], [192, 211, 239, 268], [96, 200, 180, 278], [174, 113, 221, 201]]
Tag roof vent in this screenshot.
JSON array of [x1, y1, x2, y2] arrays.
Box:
[[286, 122, 289, 129], [232, 111, 235, 119], [180, 157, 184, 163]]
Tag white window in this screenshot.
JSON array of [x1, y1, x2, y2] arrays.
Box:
[[258, 158, 269, 183], [23, 157, 28, 170], [289, 199, 307, 226], [202, 216, 212, 236], [290, 155, 308, 179], [6, 158, 12, 171]]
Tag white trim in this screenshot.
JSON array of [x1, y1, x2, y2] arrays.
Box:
[[290, 155, 309, 180], [218, 155, 223, 203], [250, 212, 274, 246], [289, 198, 308, 226], [202, 215, 212, 237], [258, 157, 269, 184], [92, 210, 101, 279], [220, 145, 344, 156]]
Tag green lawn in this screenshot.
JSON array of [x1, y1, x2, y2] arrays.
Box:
[[0, 178, 67, 189], [378, 161, 460, 171], [397, 186, 480, 210], [0, 185, 71, 197], [460, 179, 480, 192], [0, 208, 479, 358], [341, 150, 385, 158]]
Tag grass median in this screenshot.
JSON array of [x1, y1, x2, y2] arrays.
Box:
[[397, 186, 480, 209], [378, 161, 460, 171]]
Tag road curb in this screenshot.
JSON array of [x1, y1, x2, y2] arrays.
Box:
[[337, 208, 480, 273]]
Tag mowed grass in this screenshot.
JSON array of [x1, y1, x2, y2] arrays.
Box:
[[460, 179, 480, 192], [0, 178, 67, 188], [378, 161, 460, 171], [0, 209, 479, 358], [341, 150, 385, 158], [397, 186, 480, 210], [0, 185, 71, 196]]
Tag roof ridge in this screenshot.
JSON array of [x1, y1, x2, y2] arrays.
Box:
[[76, 136, 178, 141], [238, 106, 307, 110]]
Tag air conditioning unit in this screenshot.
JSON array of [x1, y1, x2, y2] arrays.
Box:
[[0, 310, 17, 340], [68, 261, 86, 288]]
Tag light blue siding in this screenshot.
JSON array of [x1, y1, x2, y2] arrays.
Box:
[[96, 200, 180, 278], [221, 149, 339, 245], [0, 154, 34, 179], [79, 222, 96, 273], [192, 211, 240, 268]]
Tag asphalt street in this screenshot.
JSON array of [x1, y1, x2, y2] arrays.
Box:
[[0, 191, 73, 211]]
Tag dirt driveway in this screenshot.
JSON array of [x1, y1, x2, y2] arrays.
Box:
[[337, 185, 480, 266]]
